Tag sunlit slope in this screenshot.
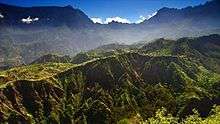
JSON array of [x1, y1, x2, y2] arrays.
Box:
[[0, 49, 220, 123]]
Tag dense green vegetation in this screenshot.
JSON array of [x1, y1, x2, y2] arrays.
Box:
[[0, 34, 220, 124], [0, 63, 74, 88]]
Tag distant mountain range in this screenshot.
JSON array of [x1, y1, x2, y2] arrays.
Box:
[[0, 0, 220, 67]]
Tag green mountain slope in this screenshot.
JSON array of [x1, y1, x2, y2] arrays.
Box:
[[0, 35, 220, 123], [141, 34, 220, 73]]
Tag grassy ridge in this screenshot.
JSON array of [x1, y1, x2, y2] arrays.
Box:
[[0, 35, 220, 123]]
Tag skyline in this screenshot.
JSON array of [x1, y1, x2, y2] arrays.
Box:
[[0, 0, 210, 24]]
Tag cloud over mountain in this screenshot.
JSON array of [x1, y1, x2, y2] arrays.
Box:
[[91, 17, 103, 24], [104, 17, 131, 24], [0, 13, 4, 18], [135, 15, 147, 24], [147, 11, 157, 19], [0, 0, 220, 65], [91, 16, 131, 24], [91, 11, 158, 24], [21, 16, 39, 24]]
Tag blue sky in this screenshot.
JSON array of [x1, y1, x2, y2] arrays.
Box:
[[0, 0, 209, 23]]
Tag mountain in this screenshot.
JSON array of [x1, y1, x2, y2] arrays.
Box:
[[145, 0, 220, 25], [0, 34, 220, 123], [0, 3, 106, 68], [141, 34, 220, 73], [0, 3, 93, 28], [139, 0, 220, 40], [31, 54, 71, 64], [0, 0, 220, 69]]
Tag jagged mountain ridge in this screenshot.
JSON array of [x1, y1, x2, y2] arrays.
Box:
[[0, 53, 219, 123], [141, 34, 220, 73], [0, 0, 220, 68], [0, 3, 93, 28], [0, 34, 220, 123], [31, 54, 71, 64], [145, 0, 220, 25]]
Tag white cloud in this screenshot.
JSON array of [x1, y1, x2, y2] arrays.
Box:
[[90, 12, 157, 25], [135, 15, 147, 24], [104, 17, 131, 24], [21, 16, 39, 24], [135, 11, 157, 24], [33, 17, 39, 21], [91, 16, 131, 24], [21, 16, 32, 24], [91, 17, 103, 24], [147, 11, 157, 20], [0, 13, 4, 18]]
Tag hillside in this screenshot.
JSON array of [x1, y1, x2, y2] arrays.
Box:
[[31, 54, 71, 64], [141, 34, 220, 73], [0, 35, 220, 123]]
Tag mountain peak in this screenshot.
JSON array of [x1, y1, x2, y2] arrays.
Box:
[[65, 5, 73, 8], [143, 0, 220, 24], [157, 7, 177, 13], [0, 3, 93, 28]]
